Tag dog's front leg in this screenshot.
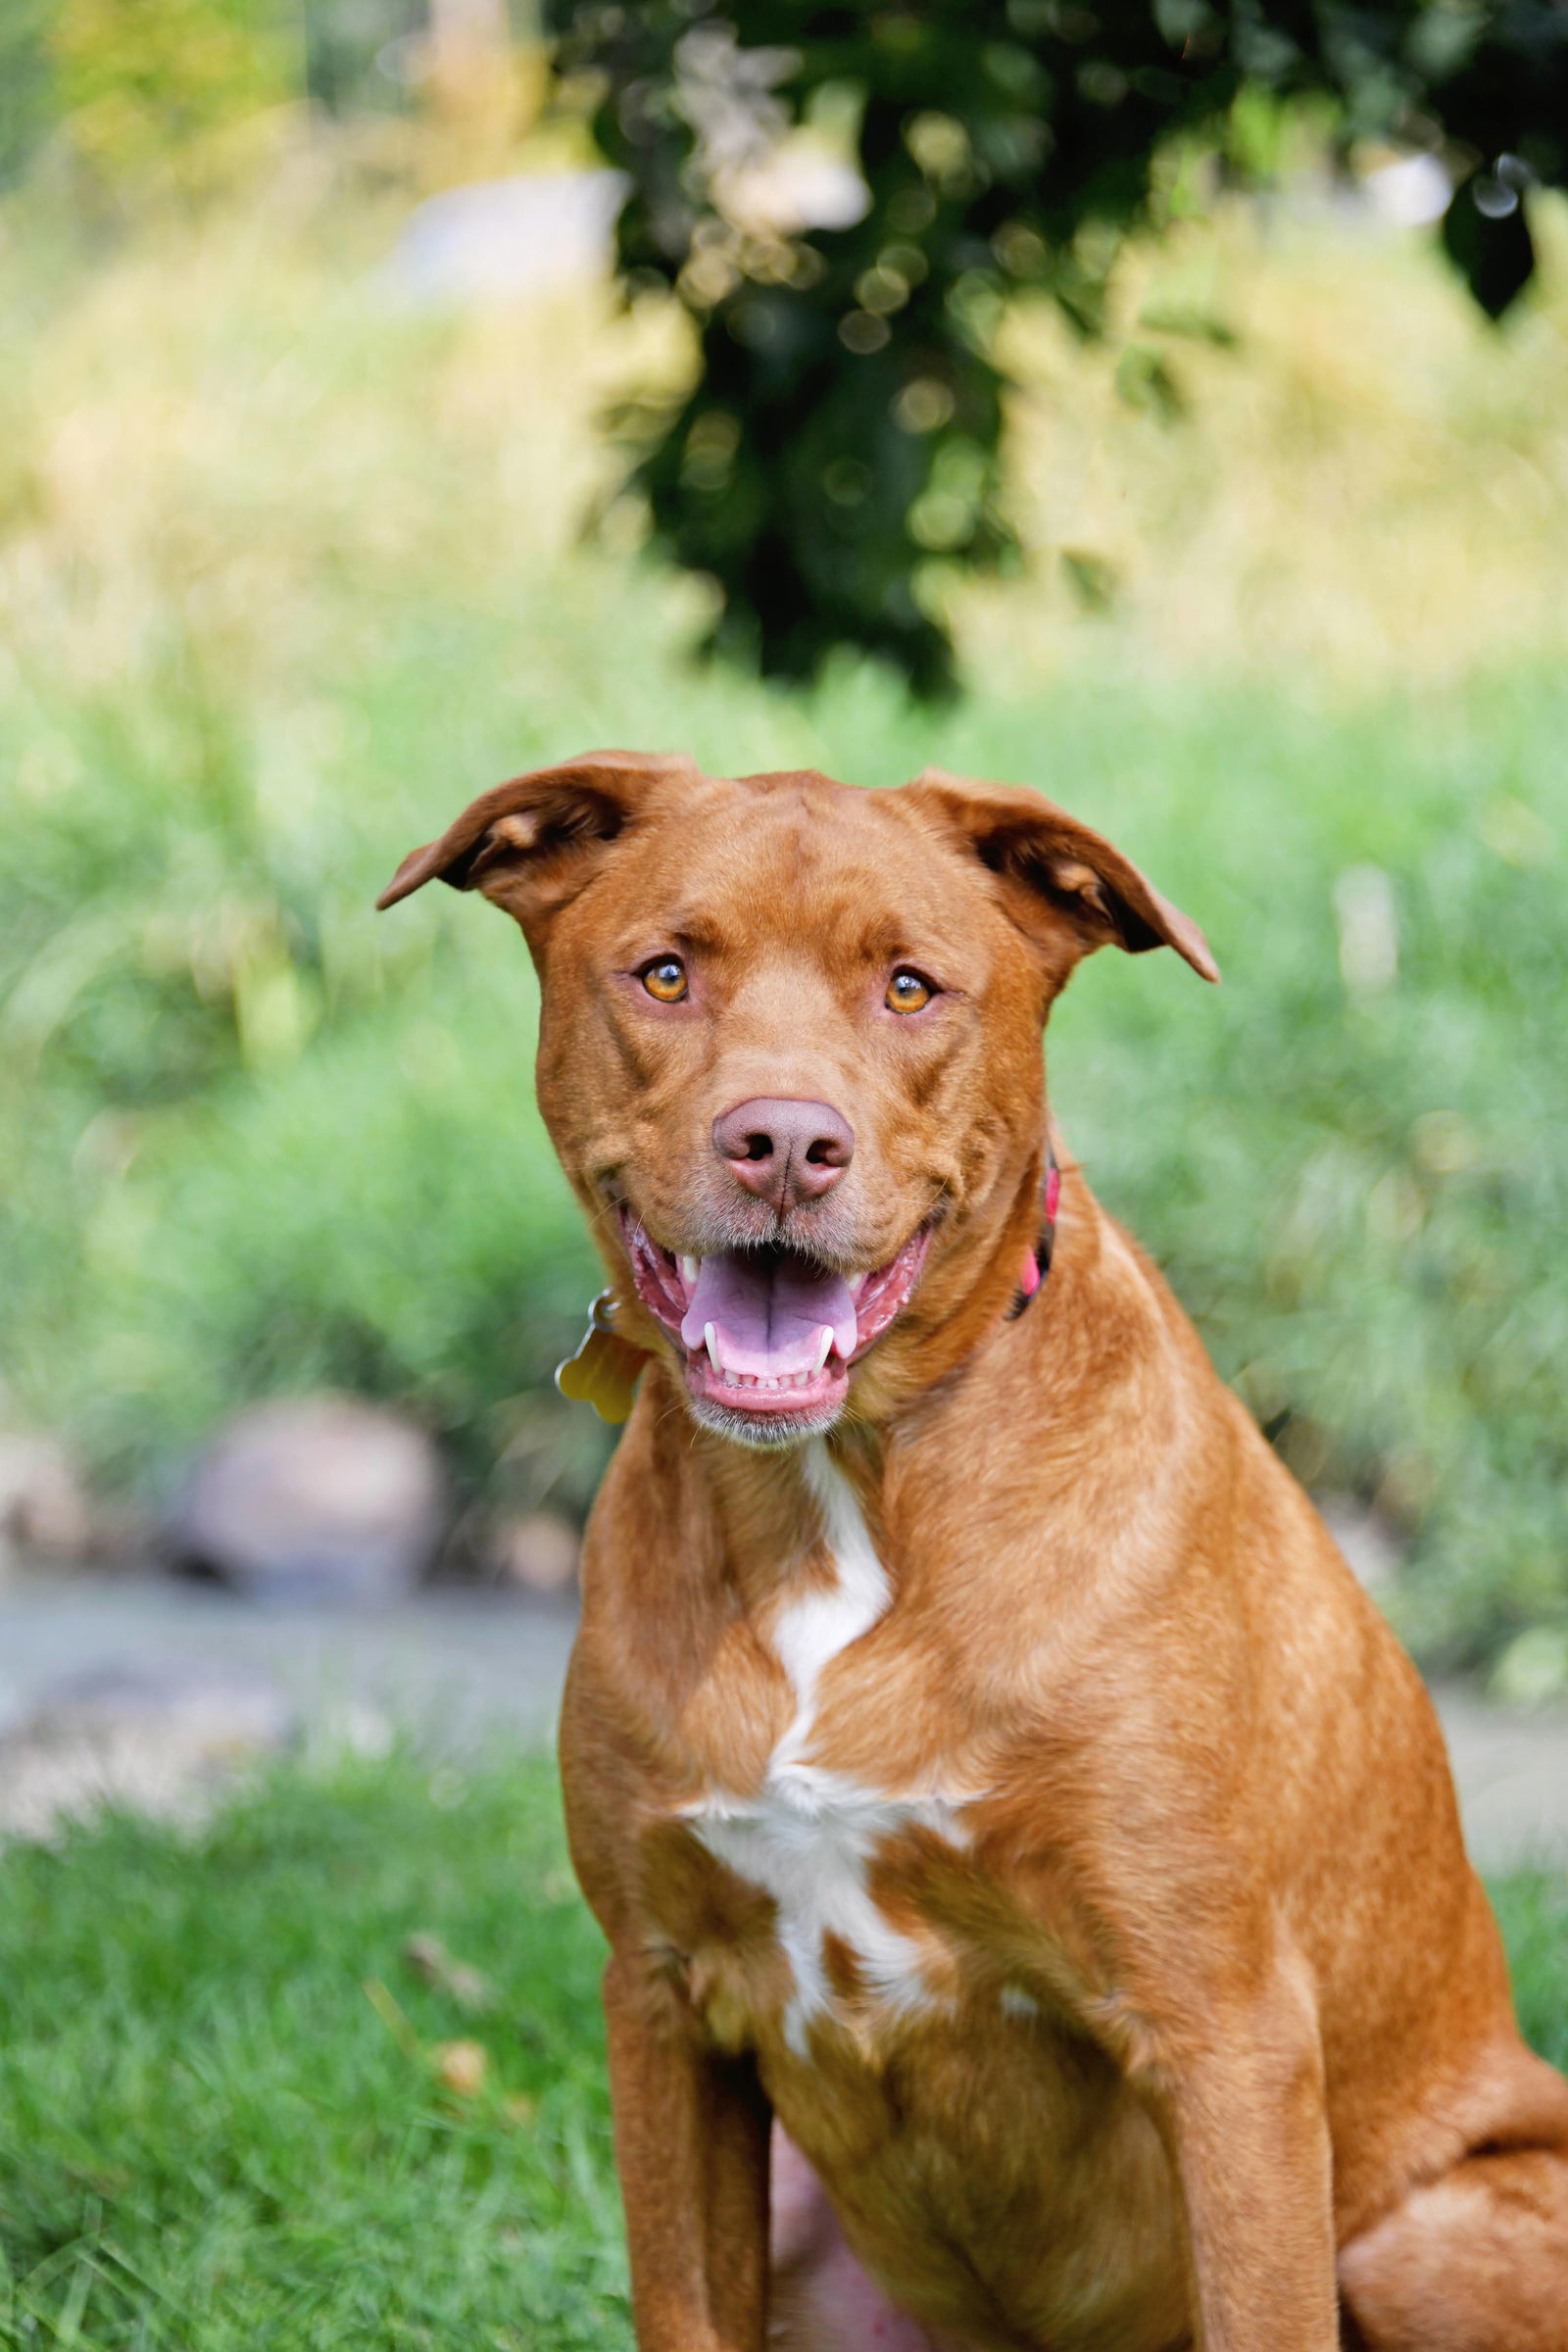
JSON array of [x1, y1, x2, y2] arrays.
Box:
[[1151, 1987, 1339, 2351], [604, 1950, 772, 2352]]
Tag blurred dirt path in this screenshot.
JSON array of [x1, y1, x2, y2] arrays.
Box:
[[1, 1577, 1566, 1870], [0, 1577, 575, 1756]]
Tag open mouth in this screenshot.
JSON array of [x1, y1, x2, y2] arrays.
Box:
[[618, 1208, 932, 1426]]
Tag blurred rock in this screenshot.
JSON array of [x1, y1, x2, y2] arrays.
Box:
[[1317, 1494, 1405, 1595], [0, 1659, 294, 1840], [386, 171, 627, 305], [719, 147, 869, 235], [1361, 153, 1451, 229], [488, 1509, 579, 1595], [0, 1433, 95, 1574], [172, 1396, 448, 1604]]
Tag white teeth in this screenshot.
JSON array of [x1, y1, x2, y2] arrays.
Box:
[[698, 1335, 835, 1396], [847, 1272, 868, 1299], [678, 1254, 700, 1286]]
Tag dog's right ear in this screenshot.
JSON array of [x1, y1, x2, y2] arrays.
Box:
[[376, 749, 694, 929]]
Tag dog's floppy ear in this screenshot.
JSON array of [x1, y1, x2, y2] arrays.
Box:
[[906, 766, 1218, 985], [376, 749, 694, 925]]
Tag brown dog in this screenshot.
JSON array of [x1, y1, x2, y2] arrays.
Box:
[[380, 752, 1568, 2352]]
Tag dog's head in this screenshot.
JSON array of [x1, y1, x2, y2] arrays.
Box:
[[379, 752, 1215, 1446]]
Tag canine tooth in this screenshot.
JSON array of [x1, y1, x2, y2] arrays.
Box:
[[678, 1254, 700, 1286], [812, 1326, 834, 1375], [847, 1272, 868, 1299], [704, 1323, 720, 1372]]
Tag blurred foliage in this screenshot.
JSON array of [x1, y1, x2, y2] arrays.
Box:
[[49, 0, 296, 181], [0, 138, 1566, 1666], [977, 188, 1568, 685], [0, 0, 453, 188], [550, 0, 1568, 689], [0, 0, 58, 191], [306, 0, 425, 122]]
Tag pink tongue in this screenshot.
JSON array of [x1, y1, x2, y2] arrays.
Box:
[[679, 1251, 858, 1377]]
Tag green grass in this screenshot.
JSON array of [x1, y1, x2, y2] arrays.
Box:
[[0, 1754, 629, 2352], [0, 1758, 1564, 2350]]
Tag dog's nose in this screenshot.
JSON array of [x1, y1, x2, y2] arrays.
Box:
[[712, 1097, 855, 1210]]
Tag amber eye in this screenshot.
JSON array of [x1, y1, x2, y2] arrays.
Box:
[[640, 956, 688, 1004], [886, 967, 934, 1014]]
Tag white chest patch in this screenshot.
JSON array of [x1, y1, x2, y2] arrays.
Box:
[[685, 1442, 970, 2050]]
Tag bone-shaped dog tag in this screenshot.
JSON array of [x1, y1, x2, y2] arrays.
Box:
[[556, 1292, 648, 1425]]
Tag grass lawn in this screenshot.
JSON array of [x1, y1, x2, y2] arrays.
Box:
[[0, 1756, 627, 2351], [0, 1758, 1565, 2350]]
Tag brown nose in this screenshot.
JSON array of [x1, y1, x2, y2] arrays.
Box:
[[712, 1097, 855, 1211]]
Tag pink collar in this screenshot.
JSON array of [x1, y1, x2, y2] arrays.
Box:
[[1007, 1148, 1061, 1318]]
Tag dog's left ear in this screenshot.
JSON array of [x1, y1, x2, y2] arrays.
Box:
[[906, 766, 1219, 984], [376, 749, 694, 928]]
